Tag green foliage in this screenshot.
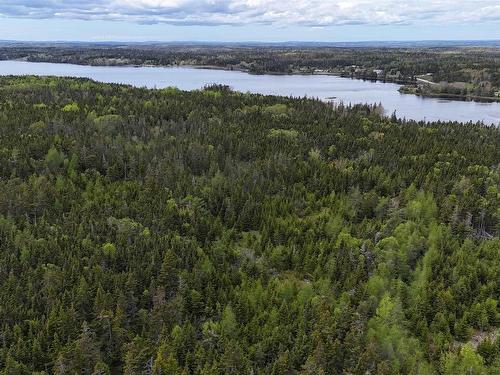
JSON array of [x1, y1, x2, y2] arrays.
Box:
[[94, 114, 122, 127], [220, 306, 238, 339], [55, 322, 102, 375], [29, 120, 46, 131], [0, 76, 498, 374], [442, 344, 487, 375], [61, 102, 80, 112], [45, 146, 65, 172], [263, 103, 289, 116], [267, 128, 299, 140], [101, 242, 117, 258]]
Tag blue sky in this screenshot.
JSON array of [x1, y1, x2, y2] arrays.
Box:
[[0, 1, 499, 42]]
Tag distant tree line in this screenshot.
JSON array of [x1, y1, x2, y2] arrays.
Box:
[[1, 44, 499, 94]]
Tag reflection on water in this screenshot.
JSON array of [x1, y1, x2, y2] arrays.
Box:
[[1, 60, 499, 125]]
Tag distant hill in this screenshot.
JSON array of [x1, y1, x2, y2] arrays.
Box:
[[1, 39, 500, 48]]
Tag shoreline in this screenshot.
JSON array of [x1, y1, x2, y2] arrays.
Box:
[[3, 59, 500, 105], [399, 86, 500, 103]]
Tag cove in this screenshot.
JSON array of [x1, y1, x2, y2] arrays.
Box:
[[1, 60, 499, 125]]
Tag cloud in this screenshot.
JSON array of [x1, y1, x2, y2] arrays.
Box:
[[0, 0, 499, 26]]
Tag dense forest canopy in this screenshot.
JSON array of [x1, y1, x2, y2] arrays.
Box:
[[0, 76, 499, 374]]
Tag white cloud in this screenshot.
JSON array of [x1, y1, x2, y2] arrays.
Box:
[[0, 0, 499, 26]]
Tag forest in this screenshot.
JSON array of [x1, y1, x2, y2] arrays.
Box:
[[1, 43, 500, 100], [0, 76, 498, 374]]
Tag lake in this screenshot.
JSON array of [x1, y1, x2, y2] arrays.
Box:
[[1, 60, 500, 125]]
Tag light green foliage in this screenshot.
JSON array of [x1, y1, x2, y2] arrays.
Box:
[[161, 87, 181, 96], [152, 342, 184, 375], [407, 191, 438, 223], [220, 306, 238, 339], [308, 148, 322, 162], [202, 90, 222, 98], [267, 128, 299, 140], [45, 146, 65, 172], [101, 242, 117, 258], [442, 343, 487, 375], [263, 103, 288, 115], [61, 102, 80, 112], [367, 294, 431, 374], [29, 120, 46, 131]]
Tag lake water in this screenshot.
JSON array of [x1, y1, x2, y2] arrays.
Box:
[[1, 60, 500, 125]]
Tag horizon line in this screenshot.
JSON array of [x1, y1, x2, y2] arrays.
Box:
[[1, 38, 500, 45]]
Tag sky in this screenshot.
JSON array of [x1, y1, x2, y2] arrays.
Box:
[[0, 1, 499, 42]]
